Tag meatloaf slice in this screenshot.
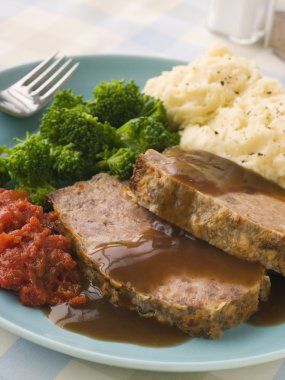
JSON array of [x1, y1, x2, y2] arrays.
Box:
[[130, 147, 285, 275], [49, 173, 269, 339]]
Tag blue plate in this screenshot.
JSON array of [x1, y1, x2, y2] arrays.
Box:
[[0, 55, 285, 372]]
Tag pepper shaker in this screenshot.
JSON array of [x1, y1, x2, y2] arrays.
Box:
[[266, 0, 285, 60]]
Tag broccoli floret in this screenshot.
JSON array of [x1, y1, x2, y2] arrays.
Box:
[[0, 158, 10, 186], [95, 116, 180, 180], [0, 146, 10, 186], [96, 148, 138, 180], [52, 144, 87, 181], [140, 94, 169, 126], [116, 117, 180, 153], [108, 148, 138, 179], [0, 145, 8, 155], [88, 80, 144, 128], [40, 107, 118, 161], [52, 89, 84, 109], [3, 80, 177, 201], [20, 184, 56, 210], [7, 134, 55, 188]]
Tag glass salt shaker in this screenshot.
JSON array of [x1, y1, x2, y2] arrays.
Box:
[[207, 0, 275, 45]]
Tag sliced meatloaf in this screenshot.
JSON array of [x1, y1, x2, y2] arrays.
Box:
[[130, 147, 285, 275], [49, 173, 269, 339]]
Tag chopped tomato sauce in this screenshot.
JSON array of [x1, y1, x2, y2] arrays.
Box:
[[0, 189, 85, 307]]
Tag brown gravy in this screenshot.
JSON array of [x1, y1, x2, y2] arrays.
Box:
[[47, 282, 189, 347], [46, 148, 285, 344], [162, 147, 285, 200], [94, 221, 264, 292], [248, 274, 285, 326], [47, 275, 285, 346], [47, 222, 264, 347]]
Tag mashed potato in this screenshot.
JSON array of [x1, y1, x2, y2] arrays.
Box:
[[144, 46, 285, 188]]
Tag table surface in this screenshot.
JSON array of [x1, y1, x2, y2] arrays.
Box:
[[1, 0, 285, 379]]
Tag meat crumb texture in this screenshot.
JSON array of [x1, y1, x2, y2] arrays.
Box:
[[49, 173, 269, 339], [130, 147, 285, 275]]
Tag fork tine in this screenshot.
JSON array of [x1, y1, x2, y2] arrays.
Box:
[[39, 62, 79, 101], [18, 52, 58, 85], [33, 59, 74, 96], [27, 56, 66, 91]]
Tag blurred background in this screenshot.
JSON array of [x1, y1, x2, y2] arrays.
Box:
[[0, 0, 284, 79]]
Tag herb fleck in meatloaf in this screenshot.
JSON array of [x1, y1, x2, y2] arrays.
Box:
[[130, 147, 285, 275], [49, 173, 269, 339]]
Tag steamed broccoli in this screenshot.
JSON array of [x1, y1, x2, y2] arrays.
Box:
[[87, 80, 144, 128], [140, 94, 169, 126], [4, 134, 57, 208], [95, 117, 180, 179], [116, 117, 180, 152], [51, 89, 85, 109], [0, 158, 10, 186], [40, 107, 117, 162], [40, 105, 121, 180], [95, 147, 139, 180], [7, 134, 55, 188], [4, 79, 178, 204], [20, 184, 56, 210], [0, 146, 10, 186], [107, 148, 139, 179], [52, 144, 87, 181]]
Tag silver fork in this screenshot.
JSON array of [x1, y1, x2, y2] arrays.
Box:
[[0, 53, 79, 117]]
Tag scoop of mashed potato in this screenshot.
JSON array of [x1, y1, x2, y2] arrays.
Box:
[[144, 46, 285, 188]]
